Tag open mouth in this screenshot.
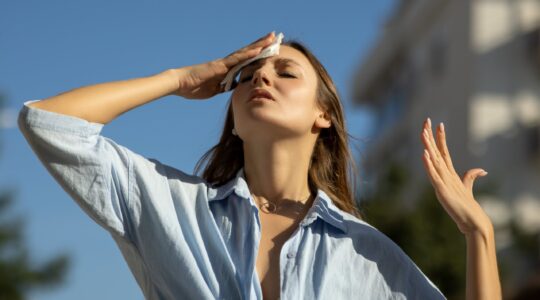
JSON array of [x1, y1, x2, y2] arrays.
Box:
[[249, 89, 275, 102], [250, 96, 274, 101]]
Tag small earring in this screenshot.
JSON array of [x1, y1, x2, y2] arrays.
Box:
[[232, 128, 238, 136]]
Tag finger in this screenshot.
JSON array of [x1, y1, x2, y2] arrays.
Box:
[[422, 148, 444, 190], [462, 168, 487, 191], [424, 151, 461, 227], [423, 118, 453, 179], [221, 47, 262, 69], [435, 122, 458, 175], [424, 118, 444, 162], [223, 32, 274, 63], [422, 125, 448, 179], [249, 31, 275, 46], [224, 32, 273, 58], [238, 32, 275, 52]]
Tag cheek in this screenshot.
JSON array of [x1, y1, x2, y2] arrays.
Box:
[[231, 88, 247, 111], [230, 88, 243, 102], [231, 96, 243, 123], [281, 84, 317, 114]]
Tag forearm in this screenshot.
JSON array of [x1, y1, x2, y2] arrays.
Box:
[[28, 69, 180, 124], [465, 225, 502, 300]]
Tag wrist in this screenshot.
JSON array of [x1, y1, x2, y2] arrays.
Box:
[[465, 222, 494, 244], [161, 68, 183, 96]]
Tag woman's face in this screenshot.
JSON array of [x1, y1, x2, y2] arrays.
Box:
[[231, 45, 327, 140]]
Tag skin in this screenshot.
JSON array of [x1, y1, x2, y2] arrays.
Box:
[[229, 45, 332, 300], [30, 31, 503, 299], [421, 118, 502, 299], [230, 45, 331, 208]]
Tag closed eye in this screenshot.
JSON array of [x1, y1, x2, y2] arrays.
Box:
[[239, 73, 296, 83], [239, 76, 251, 83]]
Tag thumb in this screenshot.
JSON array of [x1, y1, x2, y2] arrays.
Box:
[[462, 168, 488, 191]]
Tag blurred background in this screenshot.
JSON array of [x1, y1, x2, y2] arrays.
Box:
[[1, 0, 539, 299]]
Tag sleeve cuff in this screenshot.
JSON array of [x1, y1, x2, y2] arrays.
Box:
[[18, 99, 105, 137]]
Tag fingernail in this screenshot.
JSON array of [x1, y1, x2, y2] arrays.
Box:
[[440, 122, 444, 131], [480, 170, 488, 176], [427, 117, 431, 127]]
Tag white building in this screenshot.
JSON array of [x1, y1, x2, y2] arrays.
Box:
[[352, 0, 540, 240]]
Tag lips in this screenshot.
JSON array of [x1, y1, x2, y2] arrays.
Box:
[[249, 89, 275, 102]]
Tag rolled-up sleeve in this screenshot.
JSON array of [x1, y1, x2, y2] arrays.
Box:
[[18, 99, 136, 240]]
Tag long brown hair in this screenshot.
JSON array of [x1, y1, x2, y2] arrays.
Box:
[[194, 39, 364, 220]]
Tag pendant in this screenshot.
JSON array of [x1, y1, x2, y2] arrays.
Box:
[[260, 201, 278, 213]]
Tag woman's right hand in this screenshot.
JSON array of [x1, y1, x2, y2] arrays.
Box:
[[170, 31, 276, 100]]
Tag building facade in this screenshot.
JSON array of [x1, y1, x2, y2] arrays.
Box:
[[352, 0, 540, 244]]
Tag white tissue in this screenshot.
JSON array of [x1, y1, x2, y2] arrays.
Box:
[[220, 32, 284, 92]]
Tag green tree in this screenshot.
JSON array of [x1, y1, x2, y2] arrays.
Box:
[[0, 94, 70, 299], [359, 160, 495, 299]]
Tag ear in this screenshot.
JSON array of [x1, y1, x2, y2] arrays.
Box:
[[315, 111, 332, 129]]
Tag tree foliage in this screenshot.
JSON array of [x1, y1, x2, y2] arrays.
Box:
[[0, 94, 70, 299], [0, 191, 70, 299], [359, 160, 491, 299], [356, 146, 540, 299]]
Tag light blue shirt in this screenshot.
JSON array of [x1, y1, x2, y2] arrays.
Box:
[[18, 99, 446, 299]]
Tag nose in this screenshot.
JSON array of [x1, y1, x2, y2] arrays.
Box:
[[250, 68, 270, 86]]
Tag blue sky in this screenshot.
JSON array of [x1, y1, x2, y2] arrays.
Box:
[[1, 1, 395, 299]]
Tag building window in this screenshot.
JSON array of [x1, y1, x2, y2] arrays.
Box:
[[526, 27, 540, 70], [374, 83, 406, 136], [429, 34, 447, 77]]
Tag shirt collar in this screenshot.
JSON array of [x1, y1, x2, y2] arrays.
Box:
[[208, 167, 348, 234]]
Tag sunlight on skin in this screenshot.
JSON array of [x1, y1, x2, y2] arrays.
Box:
[[420, 117, 502, 300]]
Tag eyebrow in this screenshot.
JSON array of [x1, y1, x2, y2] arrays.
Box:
[[242, 57, 304, 72]]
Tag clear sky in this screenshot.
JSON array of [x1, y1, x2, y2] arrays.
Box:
[[1, 1, 395, 299]]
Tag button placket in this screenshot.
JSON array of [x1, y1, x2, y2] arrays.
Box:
[[279, 225, 303, 299], [283, 225, 302, 260]]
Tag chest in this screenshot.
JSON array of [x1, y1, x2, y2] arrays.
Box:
[[255, 213, 301, 300]]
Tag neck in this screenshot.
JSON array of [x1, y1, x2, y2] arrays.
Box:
[[243, 137, 314, 205]]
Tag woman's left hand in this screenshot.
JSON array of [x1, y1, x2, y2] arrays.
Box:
[[420, 118, 493, 236]]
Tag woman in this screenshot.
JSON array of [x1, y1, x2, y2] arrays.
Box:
[[18, 31, 501, 299]]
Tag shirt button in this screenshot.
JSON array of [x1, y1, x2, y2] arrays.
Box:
[[286, 252, 296, 259]]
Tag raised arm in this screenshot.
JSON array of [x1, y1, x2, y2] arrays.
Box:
[[29, 31, 277, 124], [28, 69, 179, 124], [18, 31, 277, 239], [465, 225, 501, 299], [420, 117, 502, 299]]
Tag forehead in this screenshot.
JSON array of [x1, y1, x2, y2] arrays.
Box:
[[240, 45, 314, 74]]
